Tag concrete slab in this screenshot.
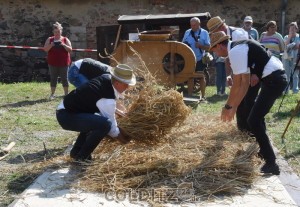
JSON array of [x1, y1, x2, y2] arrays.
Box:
[[9, 158, 299, 207]]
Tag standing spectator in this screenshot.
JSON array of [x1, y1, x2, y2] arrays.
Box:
[[213, 53, 226, 96], [56, 64, 136, 161], [44, 22, 72, 99], [182, 17, 210, 101], [68, 58, 111, 88], [207, 16, 260, 135], [210, 31, 288, 175], [242, 16, 259, 41], [259, 21, 285, 59], [282, 22, 300, 94]]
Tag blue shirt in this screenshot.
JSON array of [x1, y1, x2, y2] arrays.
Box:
[[182, 28, 210, 61], [244, 28, 259, 41]]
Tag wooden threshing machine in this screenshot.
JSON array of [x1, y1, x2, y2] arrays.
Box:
[[96, 13, 211, 95]]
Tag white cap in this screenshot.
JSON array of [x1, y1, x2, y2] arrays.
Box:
[[244, 16, 253, 23]]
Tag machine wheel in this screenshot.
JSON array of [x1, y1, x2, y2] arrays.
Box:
[[193, 68, 210, 93]]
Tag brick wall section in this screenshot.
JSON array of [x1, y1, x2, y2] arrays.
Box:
[[0, 0, 299, 82]]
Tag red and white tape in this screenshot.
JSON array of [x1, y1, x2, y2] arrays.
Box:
[[0, 45, 97, 52]]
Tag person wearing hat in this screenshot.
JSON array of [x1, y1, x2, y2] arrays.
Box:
[[207, 16, 250, 41], [56, 64, 136, 161], [210, 31, 288, 175], [207, 16, 261, 135], [68, 58, 111, 88], [242, 16, 259, 41], [182, 17, 211, 101]]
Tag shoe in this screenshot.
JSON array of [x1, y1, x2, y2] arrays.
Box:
[[199, 97, 207, 103], [220, 92, 227, 96], [260, 162, 280, 175], [49, 94, 55, 100], [216, 92, 221, 96]]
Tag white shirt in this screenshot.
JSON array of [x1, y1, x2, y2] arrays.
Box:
[[227, 27, 249, 41], [74, 59, 83, 68], [57, 85, 122, 138], [228, 42, 250, 75], [96, 86, 121, 138], [228, 42, 284, 77]]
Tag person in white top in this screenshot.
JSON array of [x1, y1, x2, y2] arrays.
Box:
[[210, 31, 288, 175], [56, 64, 136, 161]]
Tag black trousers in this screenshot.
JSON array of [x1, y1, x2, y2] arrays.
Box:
[[236, 82, 261, 133], [247, 70, 288, 163]]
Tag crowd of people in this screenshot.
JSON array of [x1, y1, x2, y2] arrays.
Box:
[[44, 17, 299, 175]]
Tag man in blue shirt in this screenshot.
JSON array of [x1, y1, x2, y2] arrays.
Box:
[[182, 17, 210, 101], [242, 16, 259, 41]]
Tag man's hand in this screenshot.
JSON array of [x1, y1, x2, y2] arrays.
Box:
[[195, 42, 201, 48], [250, 74, 259, 87], [227, 76, 233, 87], [221, 107, 236, 122], [116, 127, 131, 144]]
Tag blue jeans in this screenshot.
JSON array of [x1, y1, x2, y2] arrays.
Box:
[[56, 109, 112, 159], [67, 63, 89, 88], [247, 70, 288, 163], [215, 62, 226, 93], [283, 58, 299, 93]]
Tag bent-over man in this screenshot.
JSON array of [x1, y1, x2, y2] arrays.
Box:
[[56, 64, 136, 161], [210, 31, 288, 175]]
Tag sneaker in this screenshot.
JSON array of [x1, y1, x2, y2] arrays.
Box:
[[220, 92, 227, 96], [216, 92, 221, 96], [49, 95, 55, 100], [260, 162, 280, 175], [199, 97, 208, 103]]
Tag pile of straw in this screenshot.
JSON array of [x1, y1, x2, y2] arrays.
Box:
[[76, 47, 260, 204], [79, 113, 260, 203]]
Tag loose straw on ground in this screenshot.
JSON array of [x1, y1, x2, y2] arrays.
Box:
[[76, 46, 261, 204]]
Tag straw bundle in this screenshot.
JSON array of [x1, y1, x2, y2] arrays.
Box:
[[118, 88, 191, 144], [79, 113, 260, 203], [115, 46, 191, 145]]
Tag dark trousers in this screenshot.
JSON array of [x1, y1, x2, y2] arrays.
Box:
[[236, 82, 261, 132], [247, 70, 288, 163], [56, 109, 111, 160]]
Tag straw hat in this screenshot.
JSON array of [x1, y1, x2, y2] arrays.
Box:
[[209, 31, 230, 50], [207, 16, 225, 33], [110, 64, 136, 86]]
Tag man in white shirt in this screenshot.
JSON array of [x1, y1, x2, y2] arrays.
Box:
[[56, 64, 136, 161], [210, 31, 288, 175]]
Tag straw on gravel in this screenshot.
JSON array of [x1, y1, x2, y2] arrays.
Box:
[[79, 113, 260, 203]]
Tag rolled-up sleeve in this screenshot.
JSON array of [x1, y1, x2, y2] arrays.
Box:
[[96, 98, 120, 138]]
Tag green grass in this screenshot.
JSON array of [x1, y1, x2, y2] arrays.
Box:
[[0, 82, 299, 206]]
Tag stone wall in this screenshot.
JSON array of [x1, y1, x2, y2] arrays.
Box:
[[0, 0, 299, 83]]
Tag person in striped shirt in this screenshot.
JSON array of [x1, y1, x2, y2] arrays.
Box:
[[259, 21, 285, 59]]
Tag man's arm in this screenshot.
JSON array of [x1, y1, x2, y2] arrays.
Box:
[[221, 73, 250, 122]]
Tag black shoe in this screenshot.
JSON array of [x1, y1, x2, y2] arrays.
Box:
[[75, 154, 92, 161], [260, 162, 280, 175]]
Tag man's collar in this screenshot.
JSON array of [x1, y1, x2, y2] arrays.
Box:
[[112, 85, 124, 99]]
